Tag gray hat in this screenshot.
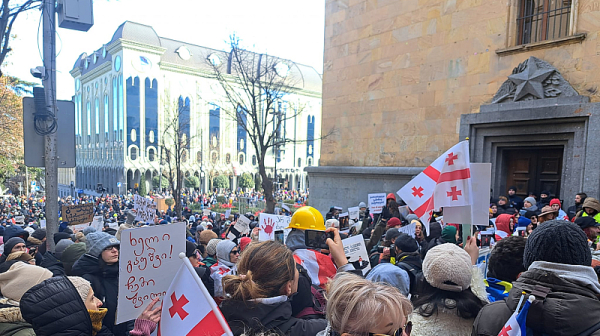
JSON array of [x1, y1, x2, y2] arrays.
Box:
[[86, 232, 120, 258], [216, 240, 237, 267], [55, 239, 74, 259], [206, 239, 220, 257], [405, 214, 419, 222], [82, 226, 97, 236], [358, 202, 367, 208], [524, 197, 537, 206]]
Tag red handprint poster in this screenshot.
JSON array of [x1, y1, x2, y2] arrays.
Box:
[[258, 213, 292, 242]]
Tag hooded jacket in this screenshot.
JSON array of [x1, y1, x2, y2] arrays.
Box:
[[472, 261, 600, 336], [19, 276, 113, 335], [577, 198, 600, 224], [71, 254, 134, 336], [494, 214, 513, 241], [0, 297, 35, 336], [221, 295, 327, 336]]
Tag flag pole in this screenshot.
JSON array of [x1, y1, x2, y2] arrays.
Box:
[[178, 253, 233, 336]]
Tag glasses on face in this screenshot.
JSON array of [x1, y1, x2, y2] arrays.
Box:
[[104, 245, 119, 252], [230, 249, 240, 255], [369, 322, 412, 336]]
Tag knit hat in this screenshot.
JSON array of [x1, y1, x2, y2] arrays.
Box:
[[394, 233, 418, 253], [31, 228, 46, 240], [239, 237, 252, 252], [441, 225, 457, 244], [56, 239, 74, 259], [575, 216, 600, 230], [216, 240, 237, 267], [508, 186, 517, 192], [185, 240, 197, 258], [523, 220, 591, 269], [206, 238, 220, 256], [386, 217, 401, 228], [199, 230, 218, 245], [67, 276, 91, 303], [366, 263, 410, 296], [524, 197, 537, 206], [422, 243, 472, 292], [385, 228, 402, 242], [82, 226, 97, 236], [517, 216, 531, 228], [549, 199, 561, 207], [53, 232, 72, 245], [3, 237, 25, 255], [386, 193, 396, 201], [0, 262, 52, 301], [358, 202, 367, 208], [86, 232, 120, 258]]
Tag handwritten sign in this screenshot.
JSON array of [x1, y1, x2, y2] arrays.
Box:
[[258, 213, 291, 243], [368, 193, 386, 214], [133, 195, 156, 224], [348, 207, 360, 220], [62, 203, 94, 225], [398, 222, 416, 238], [116, 222, 186, 324], [39, 219, 46, 229], [227, 215, 251, 240], [342, 235, 371, 275], [71, 215, 105, 233]]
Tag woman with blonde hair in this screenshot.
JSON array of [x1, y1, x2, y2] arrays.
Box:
[[320, 272, 413, 336]]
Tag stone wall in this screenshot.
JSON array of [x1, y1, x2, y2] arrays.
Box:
[[321, 0, 600, 168]]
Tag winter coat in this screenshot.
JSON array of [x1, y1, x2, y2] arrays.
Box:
[[19, 276, 114, 335], [366, 219, 387, 253], [221, 295, 327, 336], [38, 251, 66, 276], [494, 214, 513, 241], [71, 254, 134, 336], [472, 261, 600, 336], [0, 298, 35, 336]]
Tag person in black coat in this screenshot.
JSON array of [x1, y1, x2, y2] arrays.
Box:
[[71, 232, 134, 336]]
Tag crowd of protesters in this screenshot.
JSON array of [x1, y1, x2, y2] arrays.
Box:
[[0, 184, 599, 336]]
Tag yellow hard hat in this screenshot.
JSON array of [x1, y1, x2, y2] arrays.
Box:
[[287, 206, 325, 230]]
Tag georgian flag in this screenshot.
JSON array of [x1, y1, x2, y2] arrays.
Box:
[[159, 255, 233, 336], [397, 141, 473, 231], [210, 263, 236, 299], [293, 249, 337, 289], [497, 296, 533, 336]]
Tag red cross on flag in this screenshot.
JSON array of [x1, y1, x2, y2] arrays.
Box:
[[397, 141, 472, 231], [158, 253, 233, 336]]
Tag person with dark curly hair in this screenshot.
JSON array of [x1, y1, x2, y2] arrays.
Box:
[[484, 236, 526, 302]]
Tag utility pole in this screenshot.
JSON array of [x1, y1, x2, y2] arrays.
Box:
[[43, 0, 59, 253]]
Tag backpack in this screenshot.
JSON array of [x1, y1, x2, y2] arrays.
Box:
[[396, 261, 423, 296]]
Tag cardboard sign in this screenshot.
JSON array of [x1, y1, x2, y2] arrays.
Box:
[[258, 213, 291, 243], [348, 207, 360, 220], [62, 203, 94, 225], [133, 195, 156, 224], [368, 193, 386, 214], [227, 215, 251, 240], [342, 235, 371, 275], [398, 222, 416, 238], [116, 222, 186, 324]]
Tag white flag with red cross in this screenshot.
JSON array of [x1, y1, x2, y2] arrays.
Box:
[[158, 253, 233, 336], [397, 141, 473, 231]]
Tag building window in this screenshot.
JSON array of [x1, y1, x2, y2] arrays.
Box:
[[130, 147, 137, 160], [225, 153, 231, 164], [308, 158, 312, 167], [239, 154, 244, 165], [252, 155, 257, 166], [517, 0, 572, 45], [196, 151, 202, 163], [149, 148, 155, 162], [298, 158, 301, 167], [182, 150, 188, 163]]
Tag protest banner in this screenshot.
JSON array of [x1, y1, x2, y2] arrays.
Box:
[[342, 235, 371, 275], [398, 222, 416, 238], [348, 207, 360, 220], [133, 195, 156, 224], [258, 213, 292, 242], [62, 203, 94, 225], [227, 215, 251, 240], [368, 193, 386, 214], [39, 219, 46, 229], [14, 216, 24, 224], [202, 209, 211, 216], [225, 209, 231, 218], [72, 215, 105, 232], [116, 222, 186, 324]]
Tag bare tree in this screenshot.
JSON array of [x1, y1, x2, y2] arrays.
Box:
[[159, 94, 196, 219], [0, 0, 41, 75], [207, 36, 332, 213]]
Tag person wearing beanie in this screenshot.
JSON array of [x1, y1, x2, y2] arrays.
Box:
[[507, 186, 523, 210], [575, 216, 600, 249], [53, 231, 72, 245], [20, 276, 160, 336], [386, 217, 402, 229], [71, 232, 132, 335], [2, 225, 29, 245], [473, 220, 600, 336], [210, 240, 239, 298], [238, 237, 252, 252], [410, 242, 487, 336], [393, 233, 423, 295], [0, 261, 52, 335], [55, 239, 74, 260], [6, 251, 35, 264], [199, 229, 218, 246], [519, 197, 538, 216], [496, 196, 517, 216], [82, 226, 97, 236], [28, 228, 46, 248], [203, 238, 220, 268], [60, 242, 87, 275], [366, 262, 411, 297], [549, 198, 569, 220]]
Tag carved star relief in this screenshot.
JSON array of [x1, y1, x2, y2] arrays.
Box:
[[508, 56, 555, 101]]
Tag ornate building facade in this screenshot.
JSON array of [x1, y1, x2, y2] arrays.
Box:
[[70, 21, 322, 194]]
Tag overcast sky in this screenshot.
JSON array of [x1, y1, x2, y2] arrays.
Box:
[[4, 0, 325, 100]]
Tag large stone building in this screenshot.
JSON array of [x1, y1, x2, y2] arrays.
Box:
[[308, 0, 600, 211], [69, 21, 322, 195]]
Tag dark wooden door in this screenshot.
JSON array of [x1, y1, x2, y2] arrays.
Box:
[[505, 147, 563, 198]]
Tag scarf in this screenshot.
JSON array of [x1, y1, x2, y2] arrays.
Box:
[[88, 308, 107, 336]]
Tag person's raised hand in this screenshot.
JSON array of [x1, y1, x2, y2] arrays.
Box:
[[137, 297, 162, 323], [464, 235, 479, 265], [325, 227, 347, 268]]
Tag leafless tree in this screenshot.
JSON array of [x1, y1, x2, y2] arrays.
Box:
[[0, 0, 41, 75], [207, 36, 333, 213]]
